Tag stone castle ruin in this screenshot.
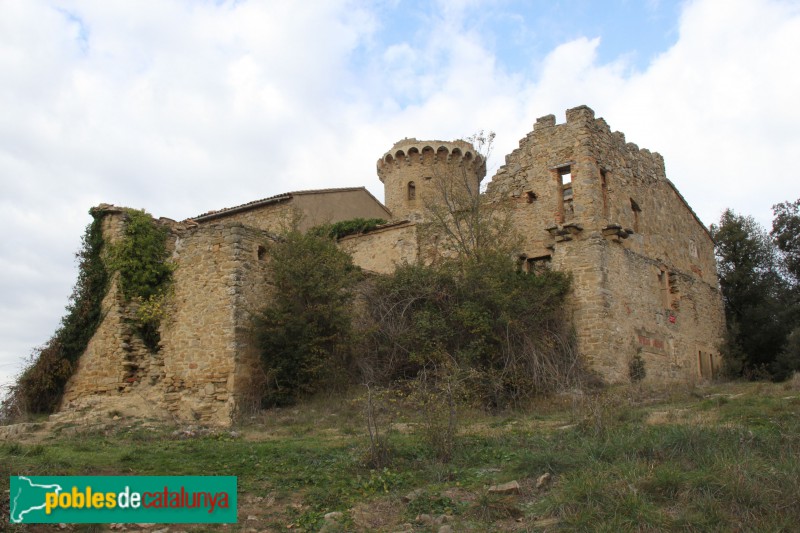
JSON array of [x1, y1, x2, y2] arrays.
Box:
[[60, 106, 725, 425]]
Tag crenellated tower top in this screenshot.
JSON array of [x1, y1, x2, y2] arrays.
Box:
[[377, 138, 486, 221]]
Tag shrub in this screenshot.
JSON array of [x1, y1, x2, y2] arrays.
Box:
[[255, 230, 361, 406], [629, 354, 647, 383], [359, 253, 579, 409], [310, 218, 387, 240]]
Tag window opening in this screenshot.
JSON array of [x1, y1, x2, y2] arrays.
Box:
[[601, 169, 609, 218], [557, 165, 574, 222], [522, 254, 552, 275], [698, 350, 715, 379], [659, 268, 670, 308], [407, 181, 416, 201], [630, 198, 641, 233]]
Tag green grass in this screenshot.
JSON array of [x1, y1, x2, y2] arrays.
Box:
[[2, 381, 800, 531]]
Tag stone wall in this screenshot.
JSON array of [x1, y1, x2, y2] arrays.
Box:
[[61, 210, 166, 411], [229, 227, 273, 414], [59, 105, 726, 428], [193, 188, 391, 233], [159, 223, 267, 424], [62, 210, 273, 426], [599, 243, 725, 381], [378, 139, 486, 222], [291, 189, 392, 228], [198, 199, 295, 235], [339, 222, 419, 274], [486, 105, 725, 382]]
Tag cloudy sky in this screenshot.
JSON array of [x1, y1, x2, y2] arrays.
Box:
[[2, 0, 800, 393]]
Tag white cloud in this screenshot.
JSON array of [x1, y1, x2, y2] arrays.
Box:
[[599, 0, 800, 226], [1, 0, 799, 389]]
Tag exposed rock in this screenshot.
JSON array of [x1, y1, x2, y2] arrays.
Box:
[[488, 480, 521, 495], [536, 472, 552, 489], [434, 514, 451, 524], [402, 488, 425, 503], [415, 513, 434, 524]]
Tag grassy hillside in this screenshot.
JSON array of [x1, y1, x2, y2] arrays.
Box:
[[2, 379, 799, 532]]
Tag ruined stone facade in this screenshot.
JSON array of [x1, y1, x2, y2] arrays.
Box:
[[60, 106, 725, 425], [345, 106, 724, 383], [62, 188, 389, 425]]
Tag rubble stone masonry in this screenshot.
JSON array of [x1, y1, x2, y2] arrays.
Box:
[[59, 105, 725, 426], [485, 105, 724, 381], [62, 213, 272, 425]]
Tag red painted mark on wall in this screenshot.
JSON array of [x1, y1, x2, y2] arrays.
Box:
[[638, 334, 666, 351]]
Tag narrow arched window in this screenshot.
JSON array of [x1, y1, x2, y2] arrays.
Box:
[[407, 181, 416, 200]]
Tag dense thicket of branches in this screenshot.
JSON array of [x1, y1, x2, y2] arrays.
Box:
[[712, 201, 800, 380], [358, 254, 577, 408]]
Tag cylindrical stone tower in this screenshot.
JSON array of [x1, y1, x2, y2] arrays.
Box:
[[377, 138, 486, 222]]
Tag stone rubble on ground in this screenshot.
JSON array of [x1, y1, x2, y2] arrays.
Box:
[[488, 480, 521, 495], [536, 472, 552, 488]]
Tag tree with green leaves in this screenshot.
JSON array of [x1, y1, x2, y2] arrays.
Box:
[[711, 209, 792, 378], [772, 198, 800, 286], [770, 198, 800, 378], [255, 229, 361, 407]]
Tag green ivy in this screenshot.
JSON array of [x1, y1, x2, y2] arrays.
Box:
[[106, 209, 174, 352], [2, 211, 110, 416], [310, 218, 387, 240], [107, 209, 173, 301]]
